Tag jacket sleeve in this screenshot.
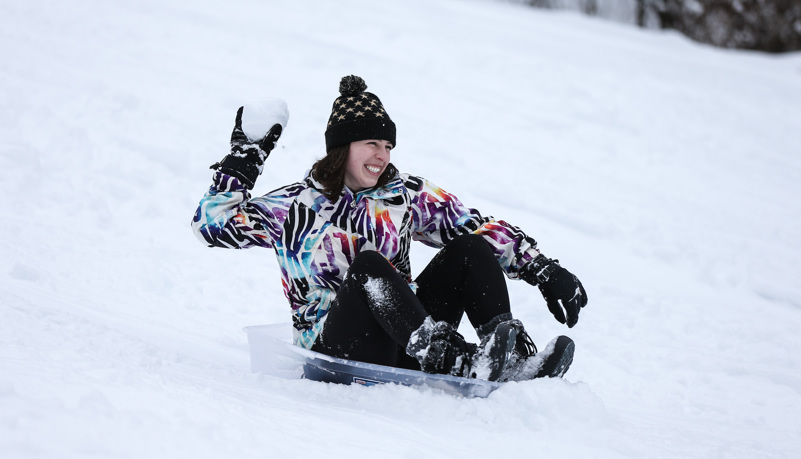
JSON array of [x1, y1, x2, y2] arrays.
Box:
[[191, 171, 286, 249], [406, 175, 541, 279]]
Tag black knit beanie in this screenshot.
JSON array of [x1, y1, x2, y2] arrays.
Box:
[[324, 75, 396, 151]]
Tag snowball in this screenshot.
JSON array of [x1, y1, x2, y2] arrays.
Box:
[[240, 98, 289, 141]]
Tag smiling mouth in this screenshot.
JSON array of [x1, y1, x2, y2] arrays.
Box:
[[365, 165, 382, 174]]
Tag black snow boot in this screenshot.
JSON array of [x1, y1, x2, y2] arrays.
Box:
[[473, 314, 519, 381], [407, 317, 517, 381], [498, 319, 575, 381], [407, 317, 474, 377]]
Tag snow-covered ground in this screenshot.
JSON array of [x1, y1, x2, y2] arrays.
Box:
[[2, 0, 800, 457]]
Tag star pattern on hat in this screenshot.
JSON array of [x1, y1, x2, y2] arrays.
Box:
[[328, 91, 389, 126]]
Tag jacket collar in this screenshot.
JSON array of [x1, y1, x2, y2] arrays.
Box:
[[304, 170, 405, 203]]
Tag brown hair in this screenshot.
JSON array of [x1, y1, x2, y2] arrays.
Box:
[[311, 144, 398, 201]]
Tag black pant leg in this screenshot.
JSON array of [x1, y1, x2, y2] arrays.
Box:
[[313, 250, 428, 367], [415, 234, 512, 330]]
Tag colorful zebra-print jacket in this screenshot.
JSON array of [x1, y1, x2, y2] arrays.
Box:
[[192, 169, 542, 349]]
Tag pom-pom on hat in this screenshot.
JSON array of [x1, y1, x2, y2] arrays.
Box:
[[324, 75, 396, 151]]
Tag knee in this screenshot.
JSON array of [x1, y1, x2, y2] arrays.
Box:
[[448, 234, 490, 255], [353, 250, 387, 265], [452, 233, 483, 246], [349, 250, 393, 276], [441, 234, 497, 268]]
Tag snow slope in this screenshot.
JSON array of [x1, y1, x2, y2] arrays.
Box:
[[2, 0, 801, 457]]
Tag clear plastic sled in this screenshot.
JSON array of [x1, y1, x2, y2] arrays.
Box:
[[244, 323, 501, 398]]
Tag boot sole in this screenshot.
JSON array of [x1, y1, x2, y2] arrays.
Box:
[[535, 335, 575, 378]]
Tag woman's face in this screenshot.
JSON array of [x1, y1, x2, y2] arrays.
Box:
[[344, 139, 393, 191]]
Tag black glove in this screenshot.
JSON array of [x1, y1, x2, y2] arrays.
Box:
[[521, 255, 588, 328], [211, 106, 283, 189]]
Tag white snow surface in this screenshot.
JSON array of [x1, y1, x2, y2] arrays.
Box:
[[2, 0, 801, 457]]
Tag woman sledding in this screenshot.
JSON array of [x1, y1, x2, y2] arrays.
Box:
[[191, 75, 588, 382]]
